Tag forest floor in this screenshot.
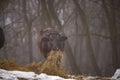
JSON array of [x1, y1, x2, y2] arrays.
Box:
[[0, 69, 111, 80], [0, 51, 113, 80]]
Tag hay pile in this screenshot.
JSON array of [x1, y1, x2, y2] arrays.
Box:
[[0, 52, 110, 80], [39, 51, 68, 77], [0, 60, 19, 70], [0, 51, 69, 77]]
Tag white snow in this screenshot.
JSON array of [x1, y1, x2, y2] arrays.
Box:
[[83, 76, 97, 80], [0, 69, 18, 80], [112, 69, 120, 80], [8, 71, 36, 79], [36, 73, 65, 80], [0, 68, 113, 80], [0, 69, 75, 80]]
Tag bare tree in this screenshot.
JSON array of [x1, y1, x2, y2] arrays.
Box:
[[46, 0, 80, 74], [102, 0, 118, 75], [0, 0, 120, 76], [72, 0, 101, 75]]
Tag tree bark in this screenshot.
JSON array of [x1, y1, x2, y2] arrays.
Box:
[[102, 0, 118, 74], [22, 0, 33, 63], [40, 0, 52, 27], [0, 0, 9, 13], [72, 0, 101, 75], [47, 0, 80, 74]]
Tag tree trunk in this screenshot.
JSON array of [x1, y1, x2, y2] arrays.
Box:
[[0, 0, 9, 13], [28, 22, 33, 63], [22, 0, 33, 63], [40, 0, 52, 27], [47, 0, 80, 74], [102, 0, 118, 74], [72, 0, 101, 75]]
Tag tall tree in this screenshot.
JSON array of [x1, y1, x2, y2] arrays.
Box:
[[72, 0, 101, 75], [0, 0, 9, 13], [40, 0, 52, 27], [22, 0, 34, 63], [47, 0, 80, 74], [102, 0, 118, 74]]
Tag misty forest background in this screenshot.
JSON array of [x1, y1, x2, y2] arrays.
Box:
[[0, 0, 120, 77]]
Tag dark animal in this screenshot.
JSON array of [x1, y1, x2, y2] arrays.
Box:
[[39, 28, 67, 58], [0, 27, 5, 49]]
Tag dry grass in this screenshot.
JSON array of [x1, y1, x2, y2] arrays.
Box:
[[0, 52, 111, 79], [24, 61, 42, 73], [0, 59, 19, 70], [0, 51, 69, 77], [39, 51, 69, 77]]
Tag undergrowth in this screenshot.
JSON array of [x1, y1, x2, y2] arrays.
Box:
[[0, 59, 19, 70], [0, 51, 111, 80], [0, 51, 69, 78]]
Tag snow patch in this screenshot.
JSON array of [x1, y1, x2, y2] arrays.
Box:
[[0, 69, 75, 80], [8, 70, 36, 79], [112, 69, 120, 80], [0, 69, 18, 80]]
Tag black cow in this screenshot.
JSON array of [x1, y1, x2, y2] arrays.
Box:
[[0, 27, 5, 49], [39, 28, 67, 58]]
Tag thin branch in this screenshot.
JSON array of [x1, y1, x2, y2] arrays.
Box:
[[68, 33, 111, 39], [63, 10, 74, 27]]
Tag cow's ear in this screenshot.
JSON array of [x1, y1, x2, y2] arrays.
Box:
[[60, 36, 67, 41]]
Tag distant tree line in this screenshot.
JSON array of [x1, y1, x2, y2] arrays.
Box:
[[0, 0, 120, 77]]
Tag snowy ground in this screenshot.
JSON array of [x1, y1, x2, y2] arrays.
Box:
[[0, 69, 120, 80], [0, 69, 75, 80]]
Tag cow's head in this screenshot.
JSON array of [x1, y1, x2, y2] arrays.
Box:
[[39, 28, 67, 58]]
